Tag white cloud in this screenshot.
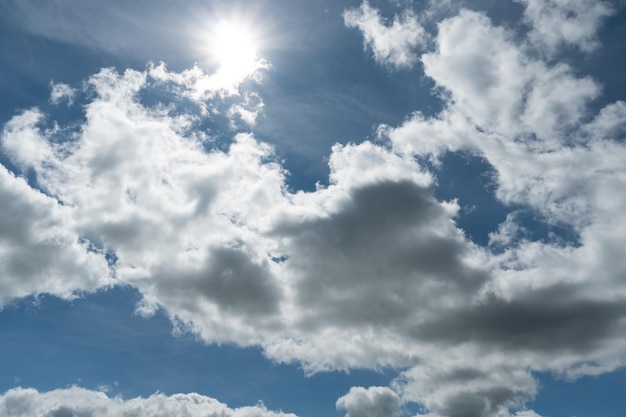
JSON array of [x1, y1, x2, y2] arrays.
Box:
[[1, 63, 491, 374], [2, 3, 626, 415], [395, 353, 538, 417], [386, 9, 619, 226], [49, 82, 76, 106], [516, 0, 614, 54], [372, 5, 626, 417], [487, 212, 524, 248], [344, 1, 427, 68], [418, 10, 601, 146], [2, 55, 626, 416], [228, 92, 265, 128], [1, 109, 54, 171], [337, 387, 402, 417], [0, 386, 298, 417], [513, 412, 544, 417], [0, 162, 110, 304]]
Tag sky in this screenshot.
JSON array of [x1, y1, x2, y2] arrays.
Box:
[[0, 0, 626, 416]]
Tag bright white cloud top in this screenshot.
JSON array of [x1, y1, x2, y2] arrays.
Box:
[[0, 387, 299, 417], [0, 1, 625, 417]]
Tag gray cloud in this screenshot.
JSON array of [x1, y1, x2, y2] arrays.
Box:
[[152, 247, 282, 317], [415, 285, 626, 353], [0, 162, 110, 303], [274, 180, 486, 330]]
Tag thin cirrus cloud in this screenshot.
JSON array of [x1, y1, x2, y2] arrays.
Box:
[[0, 1, 625, 417]]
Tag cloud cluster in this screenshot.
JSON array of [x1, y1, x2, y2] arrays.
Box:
[[0, 387, 298, 417], [2, 1, 626, 417], [370, 3, 626, 415]]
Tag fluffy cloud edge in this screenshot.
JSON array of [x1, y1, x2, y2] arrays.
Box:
[[0, 386, 298, 417]]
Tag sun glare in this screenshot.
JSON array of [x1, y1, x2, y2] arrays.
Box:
[[214, 21, 256, 67], [210, 20, 259, 74], [190, 11, 271, 90]]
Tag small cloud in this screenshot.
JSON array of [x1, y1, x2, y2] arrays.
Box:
[[49, 81, 76, 106], [343, 1, 427, 69], [516, 0, 614, 55], [337, 387, 402, 417]]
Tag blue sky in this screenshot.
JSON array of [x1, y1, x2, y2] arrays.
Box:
[[1, 1, 626, 417]]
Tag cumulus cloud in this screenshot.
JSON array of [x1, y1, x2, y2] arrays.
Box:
[[0, 59, 550, 417], [0, 111, 111, 302], [337, 387, 402, 417], [0, 163, 111, 303], [417, 10, 602, 147], [516, 0, 614, 54], [2, 2, 626, 416], [0, 386, 298, 417], [343, 1, 427, 68], [374, 4, 626, 417]]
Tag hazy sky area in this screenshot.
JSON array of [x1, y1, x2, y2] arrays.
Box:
[[1, 1, 626, 417]]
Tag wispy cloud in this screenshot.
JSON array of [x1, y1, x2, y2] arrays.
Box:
[[49, 81, 76, 106]]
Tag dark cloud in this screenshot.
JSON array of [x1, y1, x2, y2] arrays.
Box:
[[437, 386, 529, 417], [156, 247, 283, 317], [414, 284, 626, 353], [274, 180, 487, 329]]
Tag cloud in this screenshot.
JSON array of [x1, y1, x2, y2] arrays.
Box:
[[0, 157, 110, 304], [266, 166, 487, 371], [2, 3, 626, 416], [336, 387, 402, 417], [373, 5, 626, 417], [2, 56, 625, 417], [148, 61, 270, 102], [343, 1, 427, 68], [386, 9, 620, 226], [418, 10, 601, 146], [49, 82, 76, 106], [0, 386, 298, 417], [515, 0, 614, 54]]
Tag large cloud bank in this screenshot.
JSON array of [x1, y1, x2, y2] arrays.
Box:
[[1, 1, 626, 417]]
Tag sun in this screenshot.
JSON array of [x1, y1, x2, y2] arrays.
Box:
[[212, 20, 258, 71], [206, 19, 263, 82], [189, 12, 269, 89]]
